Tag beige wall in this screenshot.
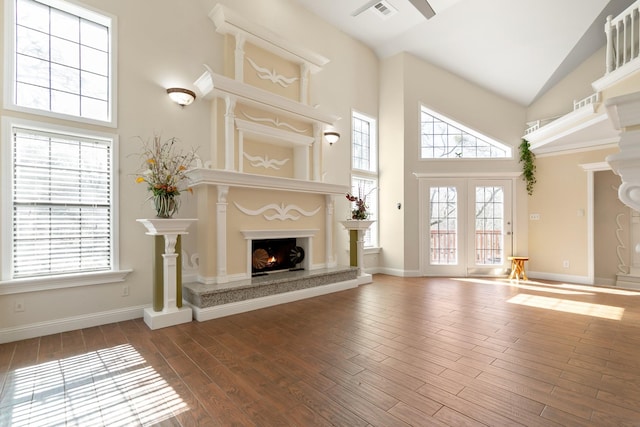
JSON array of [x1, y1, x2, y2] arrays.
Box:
[[0, 0, 219, 329], [378, 54, 406, 273], [528, 148, 617, 277], [393, 53, 528, 273]]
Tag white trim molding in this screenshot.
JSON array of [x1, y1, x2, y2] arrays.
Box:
[[0, 304, 145, 344]]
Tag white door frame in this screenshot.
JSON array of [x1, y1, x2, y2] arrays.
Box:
[[416, 172, 520, 277]]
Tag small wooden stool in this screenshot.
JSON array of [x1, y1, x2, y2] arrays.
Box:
[[508, 256, 529, 281]]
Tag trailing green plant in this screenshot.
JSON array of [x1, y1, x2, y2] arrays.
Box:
[[519, 139, 536, 195]]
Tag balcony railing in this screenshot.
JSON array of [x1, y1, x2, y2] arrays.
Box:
[[606, 1, 640, 74]]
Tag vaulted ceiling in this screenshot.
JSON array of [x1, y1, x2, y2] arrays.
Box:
[[294, 0, 634, 106]]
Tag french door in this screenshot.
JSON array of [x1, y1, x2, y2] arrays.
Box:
[[421, 178, 513, 276]]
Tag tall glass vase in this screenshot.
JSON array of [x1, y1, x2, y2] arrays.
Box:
[[154, 193, 179, 218]]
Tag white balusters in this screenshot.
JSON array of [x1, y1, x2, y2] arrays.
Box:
[[605, 1, 640, 74]]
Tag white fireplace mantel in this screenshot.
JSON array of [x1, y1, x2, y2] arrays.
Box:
[[186, 168, 348, 195]]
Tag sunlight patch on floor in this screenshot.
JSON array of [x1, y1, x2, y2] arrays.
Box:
[[3, 344, 188, 426], [455, 277, 640, 297], [507, 293, 625, 320], [455, 277, 594, 296]]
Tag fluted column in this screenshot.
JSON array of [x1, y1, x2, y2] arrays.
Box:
[[224, 96, 236, 171], [217, 185, 229, 283]]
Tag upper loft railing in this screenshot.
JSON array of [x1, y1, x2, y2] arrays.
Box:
[[606, 1, 640, 74], [524, 93, 600, 135]]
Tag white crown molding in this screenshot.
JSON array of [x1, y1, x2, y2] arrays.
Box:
[[235, 118, 314, 147], [209, 4, 329, 73], [194, 68, 339, 125], [186, 168, 349, 196]]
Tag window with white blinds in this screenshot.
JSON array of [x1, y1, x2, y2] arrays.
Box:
[[11, 127, 113, 278]]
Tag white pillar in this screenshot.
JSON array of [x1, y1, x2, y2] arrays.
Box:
[[217, 185, 229, 283], [340, 220, 374, 285], [325, 195, 335, 267], [225, 96, 236, 171], [234, 34, 245, 81], [137, 218, 197, 330]]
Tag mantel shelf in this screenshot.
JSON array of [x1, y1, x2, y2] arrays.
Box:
[[194, 68, 339, 125], [186, 168, 349, 196], [235, 118, 314, 147]]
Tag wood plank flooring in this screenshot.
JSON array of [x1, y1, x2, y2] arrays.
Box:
[[2, 275, 640, 426]]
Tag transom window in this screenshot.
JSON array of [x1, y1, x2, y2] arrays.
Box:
[[421, 106, 511, 159], [352, 112, 377, 172], [7, 0, 114, 124]]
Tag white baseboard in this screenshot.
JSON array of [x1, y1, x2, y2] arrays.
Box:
[[0, 305, 146, 344], [373, 267, 421, 277], [189, 279, 358, 322], [528, 271, 592, 285]]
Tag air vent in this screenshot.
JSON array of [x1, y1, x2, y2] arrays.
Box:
[[352, 0, 398, 19], [374, 1, 396, 17]]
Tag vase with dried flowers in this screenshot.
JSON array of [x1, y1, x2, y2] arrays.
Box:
[[346, 187, 373, 220], [135, 135, 197, 218]]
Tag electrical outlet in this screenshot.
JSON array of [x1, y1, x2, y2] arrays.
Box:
[[121, 285, 129, 297], [563, 260, 570, 268], [529, 213, 541, 221], [14, 299, 25, 312]]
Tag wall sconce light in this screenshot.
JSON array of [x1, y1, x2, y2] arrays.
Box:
[[324, 131, 340, 145], [167, 87, 196, 107]]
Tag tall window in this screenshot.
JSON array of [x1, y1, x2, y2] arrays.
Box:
[[7, 0, 114, 124], [421, 106, 510, 159], [351, 111, 378, 247], [8, 124, 114, 279]]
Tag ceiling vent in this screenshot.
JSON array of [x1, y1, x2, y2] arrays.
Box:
[[352, 0, 398, 19]]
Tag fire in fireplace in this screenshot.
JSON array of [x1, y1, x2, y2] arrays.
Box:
[[251, 238, 305, 276]]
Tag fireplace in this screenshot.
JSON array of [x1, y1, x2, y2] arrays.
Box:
[[252, 238, 305, 275], [242, 229, 316, 279]]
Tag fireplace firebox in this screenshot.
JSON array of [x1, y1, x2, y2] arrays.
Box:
[[251, 238, 305, 276]]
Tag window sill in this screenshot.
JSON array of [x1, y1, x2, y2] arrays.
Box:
[[364, 247, 381, 255], [0, 269, 132, 295]]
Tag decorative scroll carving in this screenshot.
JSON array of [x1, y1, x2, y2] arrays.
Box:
[[242, 112, 309, 133], [246, 57, 299, 88], [234, 202, 321, 221], [615, 212, 628, 274], [243, 152, 290, 170], [181, 250, 199, 273], [193, 156, 214, 169]]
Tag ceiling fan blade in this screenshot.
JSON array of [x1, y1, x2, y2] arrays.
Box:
[[408, 0, 435, 19]]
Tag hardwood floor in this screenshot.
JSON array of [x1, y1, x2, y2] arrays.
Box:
[[2, 275, 640, 426]]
